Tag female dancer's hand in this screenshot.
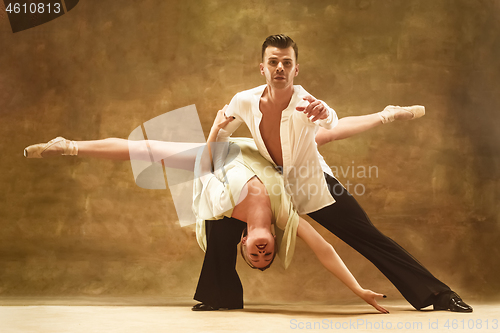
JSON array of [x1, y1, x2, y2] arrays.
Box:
[[206, 105, 235, 144], [296, 218, 389, 314], [204, 105, 236, 170], [211, 105, 234, 132], [357, 289, 389, 314]]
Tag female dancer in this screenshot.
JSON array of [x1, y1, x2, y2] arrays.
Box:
[[24, 105, 421, 313]]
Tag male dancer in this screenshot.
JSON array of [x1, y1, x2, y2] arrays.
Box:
[[193, 34, 472, 313]]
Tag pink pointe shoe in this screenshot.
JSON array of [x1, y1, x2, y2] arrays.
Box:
[[24, 137, 78, 158], [378, 105, 425, 124]]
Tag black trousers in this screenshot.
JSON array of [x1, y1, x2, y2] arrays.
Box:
[[194, 174, 450, 310], [194, 216, 246, 309]]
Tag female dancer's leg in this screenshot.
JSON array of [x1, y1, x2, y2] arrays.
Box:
[[28, 137, 205, 171]]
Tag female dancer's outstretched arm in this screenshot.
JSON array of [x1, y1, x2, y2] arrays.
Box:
[[296, 217, 389, 314], [315, 105, 425, 147]]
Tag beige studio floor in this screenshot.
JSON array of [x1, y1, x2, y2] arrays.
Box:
[[1, 298, 499, 333]]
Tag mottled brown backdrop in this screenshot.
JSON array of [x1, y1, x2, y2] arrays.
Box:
[[0, 0, 499, 305]]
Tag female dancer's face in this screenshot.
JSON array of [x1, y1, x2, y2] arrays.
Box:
[[242, 230, 276, 268]]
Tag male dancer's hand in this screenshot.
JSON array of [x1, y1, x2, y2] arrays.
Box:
[[357, 289, 390, 314], [296, 95, 330, 122]]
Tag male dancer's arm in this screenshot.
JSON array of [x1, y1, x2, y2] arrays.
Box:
[[296, 217, 389, 314], [296, 95, 337, 129]]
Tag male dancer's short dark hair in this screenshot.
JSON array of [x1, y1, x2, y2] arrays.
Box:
[[261, 34, 298, 61]]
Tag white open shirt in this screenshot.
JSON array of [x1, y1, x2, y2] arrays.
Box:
[[217, 85, 338, 214]]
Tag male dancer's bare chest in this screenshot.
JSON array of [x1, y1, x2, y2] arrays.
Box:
[[259, 103, 284, 167]]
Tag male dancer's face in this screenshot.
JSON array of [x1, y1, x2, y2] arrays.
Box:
[[260, 46, 299, 90]]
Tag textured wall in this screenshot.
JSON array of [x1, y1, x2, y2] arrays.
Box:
[[0, 0, 499, 304]]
